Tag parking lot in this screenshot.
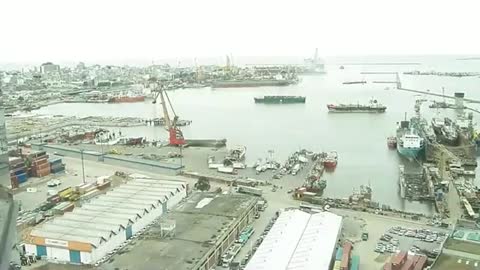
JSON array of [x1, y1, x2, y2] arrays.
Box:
[[374, 226, 445, 258], [333, 209, 449, 270]]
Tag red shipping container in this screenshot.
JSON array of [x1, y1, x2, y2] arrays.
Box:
[[393, 251, 407, 267], [11, 177, 19, 189], [401, 259, 414, 270], [37, 163, 50, 170], [413, 256, 427, 270]]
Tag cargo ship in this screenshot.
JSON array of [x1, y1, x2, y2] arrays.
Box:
[[327, 98, 386, 113], [342, 81, 367, 85], [396, 120, 424, 159], [254, 96, 306, 104], [211, 79, 292, 88], [108, 94, 145, 103]]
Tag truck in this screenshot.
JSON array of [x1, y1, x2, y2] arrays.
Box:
[[238, 186, 263, 196]]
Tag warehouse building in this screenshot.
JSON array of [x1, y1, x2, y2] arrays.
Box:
[[24, 177, 187, 264], [105, 192, 258, 270], [245, 209, 343, 270]]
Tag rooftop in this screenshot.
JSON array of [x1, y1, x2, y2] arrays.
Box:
[[106, 192, 258, 270], [245, 209, 343, 270], [434, 254, 480, 270], [29, 177, 186, 247]]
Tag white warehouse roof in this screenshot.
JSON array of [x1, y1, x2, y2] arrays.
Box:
[[245, 210, 342, 270], [30, 177, 186, 247]]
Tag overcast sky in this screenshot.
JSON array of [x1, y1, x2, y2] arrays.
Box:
[[1, 0, 479, 63]]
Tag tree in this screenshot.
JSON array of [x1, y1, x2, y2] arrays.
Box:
[[194, 177, 211, 191]]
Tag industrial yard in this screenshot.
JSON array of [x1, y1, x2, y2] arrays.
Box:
[[3, 50, 480, 270]]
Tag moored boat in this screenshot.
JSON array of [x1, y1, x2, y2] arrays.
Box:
[[254, 96, 306, 104], [327, 98, 386, 113], [108, 95, 145, 103], [396, 120, 424, 159], [387, 137, 397, 149], [323, 151, 338, 169]]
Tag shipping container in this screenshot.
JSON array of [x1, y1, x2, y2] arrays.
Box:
[[336, 247, 344, 261], [97, 181, 111, 190], [392, 251, 407, 267], [11, 176, 19, 189], [351, 255, 360, 270], [412, 256, 427, 270], [333, 261, 341, 270], [238, 186, 262, 196], [401, 259, 414, 270], [82, 189, 101, 200]]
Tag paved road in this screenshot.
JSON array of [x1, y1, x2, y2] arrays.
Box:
[[14, 155, 196, 211]]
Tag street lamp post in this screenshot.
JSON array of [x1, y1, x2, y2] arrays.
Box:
[[99, 132, 104, 162], [80, 149, 86, 184]]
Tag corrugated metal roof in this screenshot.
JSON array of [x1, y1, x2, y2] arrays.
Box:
[[30, 229, 105, 247], [30, 177, 186, 248], [245, 210, 342, 270], [50, 219, 121, 234]]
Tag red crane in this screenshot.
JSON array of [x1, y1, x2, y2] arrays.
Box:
[[151, 80, 186, 146]]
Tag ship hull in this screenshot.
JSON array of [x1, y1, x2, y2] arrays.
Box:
[[254, 96, 306, 104], [397, 146, 423, 159], [108, 96, 145, 103], [327, 108, 386, 113], [212, 80, 291, 88]]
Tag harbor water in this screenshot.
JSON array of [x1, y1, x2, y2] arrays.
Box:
[[35, 56, 480, 214]]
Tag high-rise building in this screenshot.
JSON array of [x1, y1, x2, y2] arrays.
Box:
[[40, 62, 60, 74], [0, 85, 19, 269]]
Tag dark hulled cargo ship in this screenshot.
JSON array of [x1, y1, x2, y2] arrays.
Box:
[[254, 96, 306, 104], [211, 79, 292, 88], [327, 99, 386, 113]]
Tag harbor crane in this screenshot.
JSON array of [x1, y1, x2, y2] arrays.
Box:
[[150, 78, 186, 146]]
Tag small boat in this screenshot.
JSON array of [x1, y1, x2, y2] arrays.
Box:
[[342, 81, 367, 85], [323, 151, 338, 169], [387, 137, 397, 149]]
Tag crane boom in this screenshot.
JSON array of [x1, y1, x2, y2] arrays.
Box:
[[157, 85, 172, 130], [151, 80, 185, 146]]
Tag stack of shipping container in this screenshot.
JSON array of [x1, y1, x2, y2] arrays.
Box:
[[48, 157, 65, 174], [9, 157, 28, 188], [30, 151, 51, 177], [333, 241, 360, 270], [384, 251, 427, 270]]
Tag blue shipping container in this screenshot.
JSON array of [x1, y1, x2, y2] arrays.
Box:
[[48, 157, 62, 163], [17, 173, 28, 183], [335, 247, 343, 261], [14, 169, 25, 176]]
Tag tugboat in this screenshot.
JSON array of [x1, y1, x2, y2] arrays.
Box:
[[387, 137, 397, 149], [323, 151, 338, 169]]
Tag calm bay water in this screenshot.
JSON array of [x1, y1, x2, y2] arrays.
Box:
[[35, 56, 480, 214]]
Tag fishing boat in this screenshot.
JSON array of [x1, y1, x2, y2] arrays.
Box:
[[323, 151, 338, 169]]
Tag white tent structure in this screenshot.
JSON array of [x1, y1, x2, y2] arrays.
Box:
[[245, 210, 342, 270]]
